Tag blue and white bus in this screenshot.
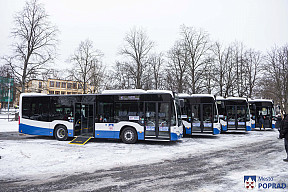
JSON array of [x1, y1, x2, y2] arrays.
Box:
[[179, 94, 221, 135], [248, 99, 276, 129], [19, 90, 183, 144], [216, 97, 251, 132]]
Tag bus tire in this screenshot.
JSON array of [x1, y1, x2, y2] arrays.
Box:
[[121, 127, 137, 144], [54, 125, 68, 141]]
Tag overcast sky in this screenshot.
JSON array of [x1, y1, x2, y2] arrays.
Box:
[[0, 0, 288, 70]]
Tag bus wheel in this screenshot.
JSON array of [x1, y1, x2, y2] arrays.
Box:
[[55, 125, 68, 141], [121, 127, 137, 144]]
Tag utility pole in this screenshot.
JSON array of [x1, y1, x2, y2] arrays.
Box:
[[7, 79, 11, 121]]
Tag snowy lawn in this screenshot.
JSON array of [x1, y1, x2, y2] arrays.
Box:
[[0, 119, 286, 188]]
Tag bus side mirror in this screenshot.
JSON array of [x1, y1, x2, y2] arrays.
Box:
[[179, 99, 184, 108]]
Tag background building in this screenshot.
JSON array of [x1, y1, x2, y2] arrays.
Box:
[[26, 78, 95, 95]]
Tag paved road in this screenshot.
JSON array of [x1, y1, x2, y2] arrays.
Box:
[[1, 131, 284, 192]]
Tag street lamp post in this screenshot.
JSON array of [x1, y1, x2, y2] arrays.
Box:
[[7, 80, 11, 121]]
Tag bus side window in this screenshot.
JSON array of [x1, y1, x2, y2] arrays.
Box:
[[50, 97, 73, 122], [114, 102, 143, 123], [22, 97, 31, 119], [23, 97, 49, 122], [97, 102, 114, 123]]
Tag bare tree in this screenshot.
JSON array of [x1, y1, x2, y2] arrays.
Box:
[[119, 27, 154, 89], [146, 53, 165, 90], [166, 41, 189, 93], [0, 64, 12, 78], [180, 25, 211, 94], [261, 45, 288, 113], [244, 49, 261, 98], [211, 42, 233, 96], [89, 62, 106, 93], [108, 61, 132, 89], [3, 0, 58, 93], [69, 39, 103, 94], [231, 42, 248, 97]]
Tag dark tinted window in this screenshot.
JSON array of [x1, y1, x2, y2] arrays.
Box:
[[22, 96, 50, 122], [50, 97, 74, 121], [114, 102, 144, 123], [97, 102, 114, 123], [96, 95, 114, 123]]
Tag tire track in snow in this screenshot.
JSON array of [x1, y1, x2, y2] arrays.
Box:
[[1, 137, 283, 192]]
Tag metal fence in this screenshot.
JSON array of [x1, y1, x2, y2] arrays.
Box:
[[0, 108, 19, 121]]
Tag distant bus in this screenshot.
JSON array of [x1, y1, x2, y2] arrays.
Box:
[[179, 94, 221, 135], [248, 99, 276, 129], [19, 90, 183, 144], [216, 97, 251, 132]]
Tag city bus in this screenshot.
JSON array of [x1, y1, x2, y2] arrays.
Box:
[[248, 99, 276, 129], [19, 90, 183, 144], [179, 94, 221, 135], [216, 97, 251, 132]]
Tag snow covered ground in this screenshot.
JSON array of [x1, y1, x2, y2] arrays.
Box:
[[0, 119, 287, 191]]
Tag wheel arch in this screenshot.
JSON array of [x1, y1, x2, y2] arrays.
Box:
[[119, 125, 138, 139], [53, 124, 68, 138]]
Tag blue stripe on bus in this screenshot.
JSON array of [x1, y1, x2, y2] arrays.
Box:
[[20, 123, 178, 141], [222, 125, 227, 131], [95, 130, 119, 139], [213, 128, 220, 135], [19, 123, 52, 136], [246, 126, 251, 131], [272, 124, 275, 129], [68, 129, 73, 137], [252, 123, 255, 128], [185, 127, 192, 135], [138, 132, 144, 140], [171, 132, 181, 141]]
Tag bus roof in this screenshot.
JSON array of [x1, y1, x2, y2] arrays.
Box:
[[20, 93, 47, 97], [216, 96, 225, 100], [179, 93, 214, 98], [248, 98, 273, 103], [21, 90, 175, 98], [226, 97, 247, 101], [101, 89, 174, 96], [191, 94, 214, 98]]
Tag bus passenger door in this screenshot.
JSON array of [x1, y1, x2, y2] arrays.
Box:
[[237, 105, 247, 129], [145, 102, 157, 138], [226, 105, 236, 129], [202, 104, 213, 132], [158, 102, 170, 138], [191, 104, 201, 132], [144, 102, 170, 139], [74, 103, 94, 137]]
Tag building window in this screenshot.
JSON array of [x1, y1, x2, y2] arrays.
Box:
[[72, 92, 77, 94], [67, 92, 71, 95], [61, 82, 66, 88], [55, 91, 60, 95], [61, 91, 66, 95], [73, 83, 77, 89], [78, 84, 82, 89], [56, 82, 60, 88], [49, 91, 54, 94], [67, 83, 72, 89], [39, 82, 42, 88], [50, 81, 54, 87]]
